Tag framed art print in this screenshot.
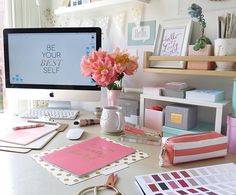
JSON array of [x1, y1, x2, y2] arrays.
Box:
[[151, 18, 193, 69], [128, 20, 157, 46], [159, 26, 186, 56]]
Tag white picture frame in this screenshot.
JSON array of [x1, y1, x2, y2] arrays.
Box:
[[151, 19, 193, 69]]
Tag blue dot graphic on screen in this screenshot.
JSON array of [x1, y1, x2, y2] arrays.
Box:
[[86, 46, 91, 55], [12, 74, 23, 82]]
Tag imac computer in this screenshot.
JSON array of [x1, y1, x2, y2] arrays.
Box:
[[3, 27, 101, 118]]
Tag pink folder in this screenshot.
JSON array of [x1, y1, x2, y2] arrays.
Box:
[[0, 125, 58, 145], [41, 137, 136, 176]]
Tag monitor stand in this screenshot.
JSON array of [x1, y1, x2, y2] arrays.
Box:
[[47, 101, 72, 109]]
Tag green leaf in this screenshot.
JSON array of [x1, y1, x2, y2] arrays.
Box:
[[193, 44, 200, 51], [193, 36, 211, 51], [199, 41, 205, 49], [107, 82, 122, 90], [117, 73, 124, 81]]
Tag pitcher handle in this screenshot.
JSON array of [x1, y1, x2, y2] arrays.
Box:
[[116, 111, 124, 131]]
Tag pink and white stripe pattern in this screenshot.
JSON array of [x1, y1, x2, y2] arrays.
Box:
[[165, 132, 228, 164]]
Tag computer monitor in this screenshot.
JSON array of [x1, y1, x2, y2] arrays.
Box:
[[3, 27, 101, 110]]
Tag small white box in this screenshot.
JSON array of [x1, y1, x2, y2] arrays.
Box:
[[143, 87, 163, 96], [144, 108, 164, 132], [186, 89, 225, 102]]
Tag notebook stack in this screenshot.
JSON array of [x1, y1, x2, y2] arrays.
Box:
[[162, 82, 194, 99], [186, 89, 225, 102]]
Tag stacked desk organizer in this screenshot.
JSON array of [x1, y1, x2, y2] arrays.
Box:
[[140, 52, 236, 136]]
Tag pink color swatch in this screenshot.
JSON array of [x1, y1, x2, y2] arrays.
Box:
[[135, 163, 236, 195]]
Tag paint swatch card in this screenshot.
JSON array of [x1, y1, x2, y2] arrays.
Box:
[[41, 136, 136, 176], [135, 163, 236, 195]]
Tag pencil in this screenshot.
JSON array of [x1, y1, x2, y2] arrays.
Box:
[[13, 123, 45, 130]]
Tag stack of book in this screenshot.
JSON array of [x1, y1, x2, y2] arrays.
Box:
[[0, 122, 67, 153], [162, 82, 194, 99], [186, 89, 225, 102]]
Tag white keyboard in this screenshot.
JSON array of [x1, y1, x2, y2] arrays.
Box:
[[21, 108, 79, 120]]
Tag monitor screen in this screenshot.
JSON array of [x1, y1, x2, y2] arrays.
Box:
[[3, 27, 101, 102]]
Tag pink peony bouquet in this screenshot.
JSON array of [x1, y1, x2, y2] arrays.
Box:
[[80, 48, 138, 90]]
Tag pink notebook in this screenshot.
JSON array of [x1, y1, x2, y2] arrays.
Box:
[[0, 125, 59, 145], [41, 137, 136, 176]]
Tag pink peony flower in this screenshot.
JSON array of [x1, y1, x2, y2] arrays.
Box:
[[80, 48, 138, 89], [112, 48, 138, 75], [91, 58, 117, 87], [80, 56, 92, 76], [124, 57, 138, 75]]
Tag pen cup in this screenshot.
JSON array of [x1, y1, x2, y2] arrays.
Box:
[[214, 38, 236, 71]]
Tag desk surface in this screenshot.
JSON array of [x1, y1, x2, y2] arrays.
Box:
[[0, 112, 236, 195]]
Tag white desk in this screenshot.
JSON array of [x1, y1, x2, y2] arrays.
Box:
[[0, 112, 236, 195]]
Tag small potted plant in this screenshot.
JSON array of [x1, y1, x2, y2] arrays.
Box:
[[187, 3, 215, 70]]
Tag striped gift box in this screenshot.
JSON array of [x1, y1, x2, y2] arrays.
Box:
[[160, 132, 227, 166]]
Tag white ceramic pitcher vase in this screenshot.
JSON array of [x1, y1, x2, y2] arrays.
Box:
[[100, 106, 125, 134]]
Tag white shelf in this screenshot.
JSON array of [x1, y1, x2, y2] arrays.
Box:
[[141, 94, 230, 108], [54, 0, 150, 15], [140, 94, 230, 133]]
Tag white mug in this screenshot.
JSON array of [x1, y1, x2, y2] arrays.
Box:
[[100, 106, 125, 133]]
